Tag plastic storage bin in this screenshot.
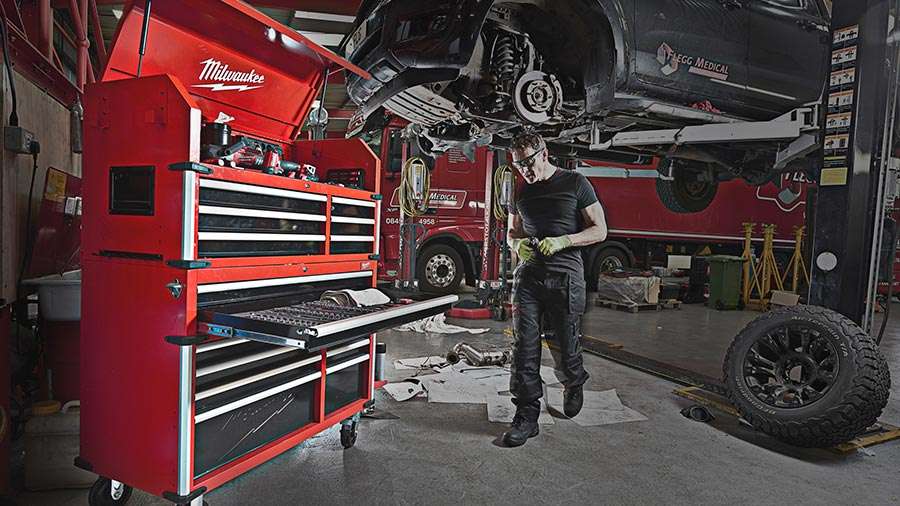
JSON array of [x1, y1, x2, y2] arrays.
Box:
[[22, 270, 81, 321], [707, 255, 745, 310]]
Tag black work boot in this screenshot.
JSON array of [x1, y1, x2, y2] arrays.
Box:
[[564, 385, 584, 418], [501, 413, 539, 447]]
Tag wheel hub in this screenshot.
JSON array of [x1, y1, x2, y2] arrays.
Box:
[[425, 253, 456, 288], [742, 325, 839, 409], [111, 481, 125, 501], [599, 255, 624, 272], [684, 180, 710, 198], [513, 70, 563, 124]]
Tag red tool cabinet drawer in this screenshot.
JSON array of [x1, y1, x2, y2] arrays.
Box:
[[193, 339, 322, 477], [324, 339, 371, 415]]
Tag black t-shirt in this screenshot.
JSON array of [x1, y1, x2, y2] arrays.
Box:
[[512, 169, 600, 273]]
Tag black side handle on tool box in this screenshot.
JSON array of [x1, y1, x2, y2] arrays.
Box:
[[165, 335, 211, 346], [166, 260, 211, 270], [169, 161, 213, 174]]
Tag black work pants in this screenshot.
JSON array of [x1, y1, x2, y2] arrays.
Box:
[[510, 264, 589, 421]]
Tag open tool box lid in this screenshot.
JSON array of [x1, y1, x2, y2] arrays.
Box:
[[102, 0, 370, 143]]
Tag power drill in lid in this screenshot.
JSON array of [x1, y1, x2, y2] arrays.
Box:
[[200, 122, 317, 180]]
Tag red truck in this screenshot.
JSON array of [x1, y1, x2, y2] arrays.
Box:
[[355, 124, 808, 294]]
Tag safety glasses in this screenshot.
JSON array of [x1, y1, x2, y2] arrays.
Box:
[[511, 149, 542, 172]]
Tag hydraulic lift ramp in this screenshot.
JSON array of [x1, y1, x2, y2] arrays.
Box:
[[583, 0, 899, 450]]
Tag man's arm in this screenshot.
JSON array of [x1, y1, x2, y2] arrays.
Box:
[[567, 202, 608, 247], [507, 212, 537, 263], [508, 212, 527, 244]]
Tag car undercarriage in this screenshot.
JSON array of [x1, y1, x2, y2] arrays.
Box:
[[345, 0, 830, 212]]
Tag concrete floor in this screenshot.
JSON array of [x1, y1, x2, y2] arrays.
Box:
[[15, 302, 900, 505]]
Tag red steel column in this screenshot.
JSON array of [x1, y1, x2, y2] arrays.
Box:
[[37, 0, 51, 58], [89, 0, 106, 69], [67, 0, 88, 89]]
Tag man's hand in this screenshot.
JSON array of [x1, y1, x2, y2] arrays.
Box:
[[538, 235, 572, 256], [512, 239, 537, 263]]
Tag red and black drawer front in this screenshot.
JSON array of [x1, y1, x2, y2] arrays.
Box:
[[192, 338, 324, 478], [190, 336, 374, 478], [199, 289, 458, 352], [324, 339, 372, 415], [196, 178, 377, 258]]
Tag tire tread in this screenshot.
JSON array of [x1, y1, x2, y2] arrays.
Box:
[[723, 305, 891, 448]]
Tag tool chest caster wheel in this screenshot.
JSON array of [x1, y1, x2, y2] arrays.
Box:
[[89, 478, 132, 505], [340, 420, 359, 449]]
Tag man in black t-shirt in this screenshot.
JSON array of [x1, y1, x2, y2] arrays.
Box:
[[502, 132, 608, 447]]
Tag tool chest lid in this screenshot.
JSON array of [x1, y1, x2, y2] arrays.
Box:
[[102, 0, 370, 142]]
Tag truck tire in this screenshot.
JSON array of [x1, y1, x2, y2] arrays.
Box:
[[656, 177, 718, 213], [588, 247, 631, 290], [723, 305, 891, 448], [417, 244, 464, 294]]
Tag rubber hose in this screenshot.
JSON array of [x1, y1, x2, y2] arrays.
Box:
[[399, 157, 431, 218], [493, 165, 513, 221]]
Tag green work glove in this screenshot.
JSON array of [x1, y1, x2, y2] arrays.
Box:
[[512, 239, 537, 263], [538, 235, 572, 256]]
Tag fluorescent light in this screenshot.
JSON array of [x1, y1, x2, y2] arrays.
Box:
[[294, 10, 356, 24], [297, 31, 345, 47]]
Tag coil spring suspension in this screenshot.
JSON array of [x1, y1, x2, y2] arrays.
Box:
[[492, 34, 517, 108], [494, 35, 516, 81]]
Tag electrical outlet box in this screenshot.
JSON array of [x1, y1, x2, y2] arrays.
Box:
[[4, 126, 36, 154]]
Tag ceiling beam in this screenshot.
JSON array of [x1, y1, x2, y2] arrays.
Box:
[[297, 30, 344, 47], [294, 10, 355, 23], [250, 1, 362, 15]]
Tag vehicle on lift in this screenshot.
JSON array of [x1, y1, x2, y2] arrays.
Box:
[[342, 0, 832, 213], [358, 121, 809, 293]]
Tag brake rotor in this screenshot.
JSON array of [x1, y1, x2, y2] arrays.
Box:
[[513, 70, 563, 124]]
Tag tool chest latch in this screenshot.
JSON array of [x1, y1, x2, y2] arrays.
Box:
[[168, 161, 213, 174]]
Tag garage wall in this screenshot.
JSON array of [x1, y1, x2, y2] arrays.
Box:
[[0, 67, 82, 304]]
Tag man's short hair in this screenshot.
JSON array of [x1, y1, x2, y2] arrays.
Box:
[[510, 132, 546, 153]]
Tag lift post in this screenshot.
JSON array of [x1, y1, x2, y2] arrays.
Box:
[[808, 0, 899, 330]]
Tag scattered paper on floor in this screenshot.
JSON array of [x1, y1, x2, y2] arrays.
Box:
[[568, 406, 648, 427], [387, 359, 647, 427], [393, 356, 447, 370], [545, 387, 648, 426], [394, 313, 490, 334], [486, 393, 554, 425], [383, 381, 425, 402], [420, 371, 499, 404]]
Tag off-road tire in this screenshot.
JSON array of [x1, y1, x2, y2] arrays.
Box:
[[724, 305, 891, 448]]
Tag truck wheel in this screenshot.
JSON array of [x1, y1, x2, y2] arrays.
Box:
[[656, 176, 718, 213], [417, 244, 464, 294], [723, 305, 891, 448]]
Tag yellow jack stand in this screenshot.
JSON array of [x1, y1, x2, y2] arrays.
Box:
[[781, 225, 811, 293]]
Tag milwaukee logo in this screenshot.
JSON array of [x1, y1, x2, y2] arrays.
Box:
[[192, 58, 265, 92]]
